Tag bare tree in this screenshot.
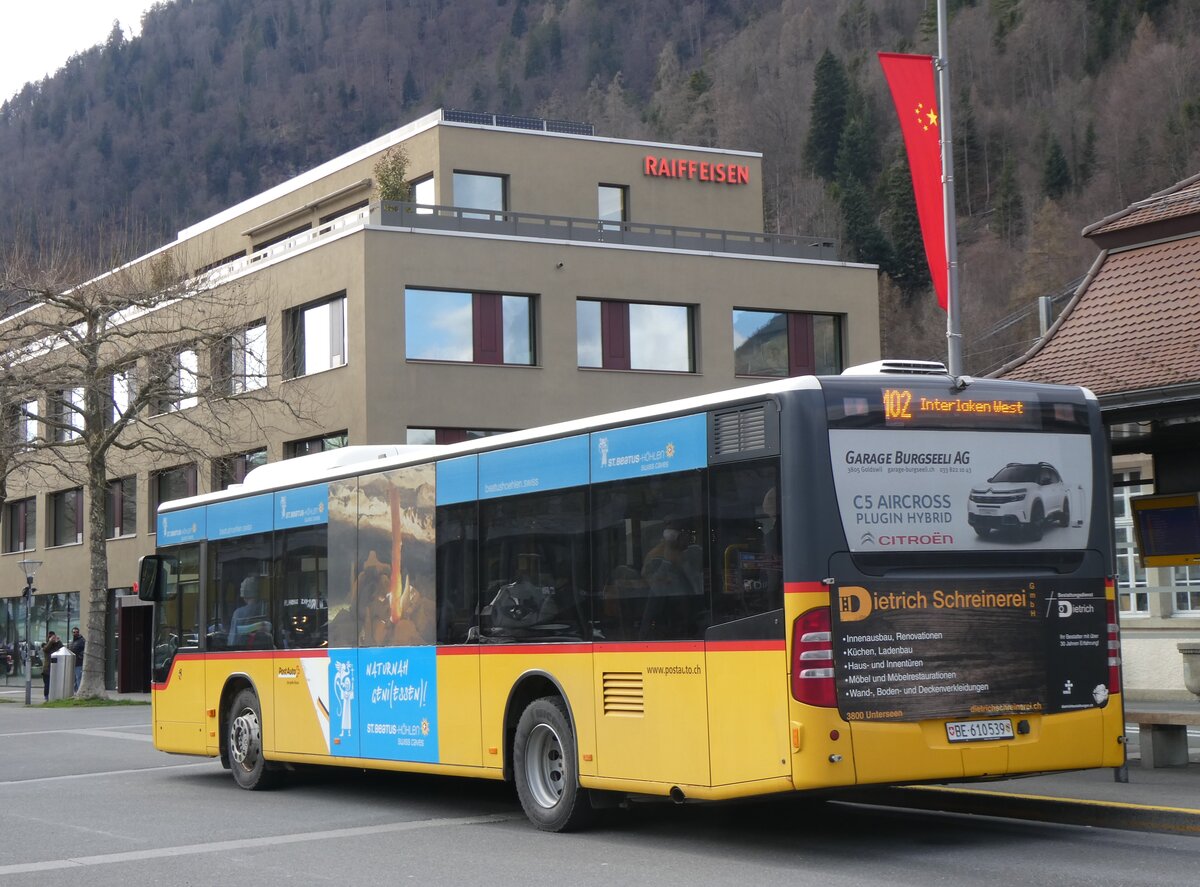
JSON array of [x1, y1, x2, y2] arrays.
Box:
[[0, 225, 320, 698]]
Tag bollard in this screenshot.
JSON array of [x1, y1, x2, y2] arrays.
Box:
[[49, 646, 75, 701]]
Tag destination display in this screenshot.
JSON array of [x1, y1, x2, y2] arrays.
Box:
[[824, 382, 1090, 434], [829, 429, 1093, 552], [832, 578, 1110, 722]]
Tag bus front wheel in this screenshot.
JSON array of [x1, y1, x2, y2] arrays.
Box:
[[513, 696, 592, 832], [228, 688, 280, 790]]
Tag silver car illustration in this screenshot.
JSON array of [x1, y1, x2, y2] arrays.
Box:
[[968, 462, 1072, 540]]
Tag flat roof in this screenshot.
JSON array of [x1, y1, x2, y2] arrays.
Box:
[[177, 109, 762, 244]]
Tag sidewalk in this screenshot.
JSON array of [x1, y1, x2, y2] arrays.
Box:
[[0, 683, 151, 704], [853, 709, 1200, 835]]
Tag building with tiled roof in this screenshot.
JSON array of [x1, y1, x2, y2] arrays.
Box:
[[999, 175, 1200, 702]]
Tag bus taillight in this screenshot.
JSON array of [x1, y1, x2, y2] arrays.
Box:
[[1107, 599, 1122, 696], [791, 607, 836, 707]]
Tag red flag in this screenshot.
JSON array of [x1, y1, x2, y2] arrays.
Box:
[[878, 52, 948, 311]]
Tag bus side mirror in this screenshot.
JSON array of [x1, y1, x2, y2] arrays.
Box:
[[138, 556, 166, 602]]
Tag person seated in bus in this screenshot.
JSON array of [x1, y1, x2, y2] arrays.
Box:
[[640, 519, 698, 638], [227, 576, 270, 647]]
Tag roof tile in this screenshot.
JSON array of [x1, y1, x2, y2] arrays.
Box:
[[1001, 234, 1200, 395]]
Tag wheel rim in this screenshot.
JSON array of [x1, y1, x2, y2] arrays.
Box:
[[230, 706, 261, 772], [524, 722, 566, 809]]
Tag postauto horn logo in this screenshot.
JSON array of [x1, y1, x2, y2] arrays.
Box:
[[838, 586, 873, 623]]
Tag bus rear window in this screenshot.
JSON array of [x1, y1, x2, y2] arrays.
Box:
[[823, 381, 1096, 555]]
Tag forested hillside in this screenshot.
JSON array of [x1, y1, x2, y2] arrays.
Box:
[[2, 0, 1197, 371]]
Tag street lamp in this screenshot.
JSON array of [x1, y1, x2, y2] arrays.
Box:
[[16, 559, 41, 706]]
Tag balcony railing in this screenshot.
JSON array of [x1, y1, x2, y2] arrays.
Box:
[[376, 202, 839, 261], [197, 201, 839, 286]]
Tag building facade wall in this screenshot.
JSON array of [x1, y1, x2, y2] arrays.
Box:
[[0, 111, 877, 691]]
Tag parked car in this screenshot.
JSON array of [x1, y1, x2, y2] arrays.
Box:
[[968, 462, 1072, 541]]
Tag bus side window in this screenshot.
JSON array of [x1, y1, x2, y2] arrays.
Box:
[[709, 460, 782, 626], [277, 525, 328, 649], [436, 503, 478, 644], [591, 471, 707, 642], [208, 534, 274, 651], [478, 489, 587, 642]]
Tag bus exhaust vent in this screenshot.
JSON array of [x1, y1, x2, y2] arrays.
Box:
[[602, 672, 645, 717], [710, 402, 779, 463], [842, 359, 948, 376]]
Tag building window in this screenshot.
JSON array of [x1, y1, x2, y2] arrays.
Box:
[[405, 289, 534, 365], [413, 175, 434, 214], [213, 449, 267, 490], [1172, 566, 1200, 614], [214, 322, 267, 395], [453, 171, 506, 218], [598, 183, 628, 230], [4, 497, 36, 553], [110, 365, 135, 425], [8, 398, 37, 445], [105, 476, 137, 539], [1114, 470, 1150, 615], [732, 309, 843, 376], [406, 427, 510, 445], [51, 387, 84, 441], [285, 295, 346, 378], [286, 431, 348, 459], [49, 488, 83, 547], [577, 299, 694, 372], [150, 349, 199, 414], [152, 464, 197, 520]]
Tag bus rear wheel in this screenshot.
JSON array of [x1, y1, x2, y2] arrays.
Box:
[[228, 688, 280, 790], [513, 696, 592, 832]]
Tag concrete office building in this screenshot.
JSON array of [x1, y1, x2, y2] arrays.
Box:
[[0, 109, 880, 690]]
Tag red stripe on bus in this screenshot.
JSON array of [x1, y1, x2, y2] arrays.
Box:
[[593, 641, 705, 654], [785, 581, 827, 594], [478, 643, 594, 656]]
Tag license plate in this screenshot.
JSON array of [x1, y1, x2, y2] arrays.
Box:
[[945, 719, 1014, 743]]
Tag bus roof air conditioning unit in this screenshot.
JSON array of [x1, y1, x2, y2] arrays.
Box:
[[842, 359, 949, 376]]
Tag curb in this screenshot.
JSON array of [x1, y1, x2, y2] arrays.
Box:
[[843, 785, 1200, 836]]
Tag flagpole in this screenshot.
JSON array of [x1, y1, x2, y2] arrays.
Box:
[[937, 0, 963, 376]]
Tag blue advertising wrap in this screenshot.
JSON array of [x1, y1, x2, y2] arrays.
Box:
[[157, 506, 206, 545], [275, 484, 330, 529], [328, 649, 359, 758], [478, 435, 589, 499], [591, 414, 707, 482], [436, 455, 478, 506], [157, 484, 330, 544], [328, 648, 439, 763], [207, 494, 273, 540]]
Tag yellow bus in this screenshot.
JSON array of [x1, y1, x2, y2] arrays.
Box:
[[139, 365, 1125, 830]]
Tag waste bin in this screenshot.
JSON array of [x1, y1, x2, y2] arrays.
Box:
[[49, 646, 75, 701]]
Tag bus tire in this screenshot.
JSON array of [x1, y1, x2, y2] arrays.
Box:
[[228, 688, 280, 790], [513, 696, 592, 832]]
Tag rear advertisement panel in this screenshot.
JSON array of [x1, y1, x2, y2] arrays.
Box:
[[832, 578, 1110, 722], [829, 429, 1093, 552]]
